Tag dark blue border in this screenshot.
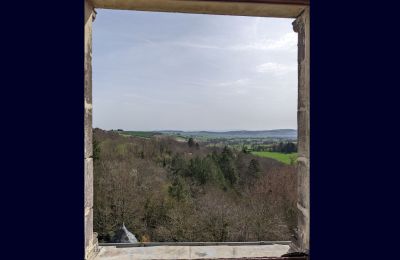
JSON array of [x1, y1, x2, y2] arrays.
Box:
[[1, 1, 398, 259], [310, 1, 399, 259], [1, 1, 84, 259]]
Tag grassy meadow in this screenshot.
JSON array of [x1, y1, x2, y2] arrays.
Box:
[[119, 131, 160, 138], [251, 151, 297, 165]]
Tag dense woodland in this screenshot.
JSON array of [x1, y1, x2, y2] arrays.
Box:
[[93, 128, 297, 242], [249, 141, 297, 153]]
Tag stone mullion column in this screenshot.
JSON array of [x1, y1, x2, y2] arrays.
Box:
[[292, 7, 310, 254], [84, 0, 98, 259]]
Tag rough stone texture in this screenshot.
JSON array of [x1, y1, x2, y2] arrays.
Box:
[[95, 245, 290, 260], [85, 158, 93, 208], [85, 0, 93, 159], [85, 1, 98, 259], [292, 7, 310, 253], [297, 110, 309, 158], [296, 157, 309, 209], [92, 0, 307, 18], [85, 207, 94, 250], [85, 104, 93, 159]]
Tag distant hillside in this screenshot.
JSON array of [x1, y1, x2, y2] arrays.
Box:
[[159, 129, 297, 139], [119, 131, 161, 138]]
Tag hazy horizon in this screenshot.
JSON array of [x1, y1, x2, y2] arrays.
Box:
[[98, 128, 297, 132], [93, 10, 297, 131]]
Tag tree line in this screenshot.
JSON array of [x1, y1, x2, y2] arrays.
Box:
[[251, 141, 297, 153]]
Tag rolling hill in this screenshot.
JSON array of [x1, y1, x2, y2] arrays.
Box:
[[159, 129, 297, 139]]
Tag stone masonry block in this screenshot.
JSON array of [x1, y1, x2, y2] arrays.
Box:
[[297, 109, 309, 158], [84, 107, 93, 159], [85, 158, 93, 208]]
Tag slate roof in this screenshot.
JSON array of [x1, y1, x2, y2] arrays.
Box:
[[111, 223, 138, 243]]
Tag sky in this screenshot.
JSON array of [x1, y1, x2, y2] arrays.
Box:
[[93, 10, 297, 131]]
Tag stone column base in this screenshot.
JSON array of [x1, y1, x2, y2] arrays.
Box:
[[85, 233, 99, 260]]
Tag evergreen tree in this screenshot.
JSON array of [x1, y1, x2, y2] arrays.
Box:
[[170, 153, 186, 176], [168, 176, 189, 201], [247, 159, 261, 179], [218, 146, 238, 185], [93, 138, 101, 162], [188, 138, 195, 148]]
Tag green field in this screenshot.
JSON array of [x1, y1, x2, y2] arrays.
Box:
[[251, 151, 297, 165], [119, 131, 159, 138]]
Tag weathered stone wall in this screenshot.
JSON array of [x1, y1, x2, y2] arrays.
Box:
[[292, 7, 310, 253], [85, 0, 98, 259], [91, 0, 307, 18]]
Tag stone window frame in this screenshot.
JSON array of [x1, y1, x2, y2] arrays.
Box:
[[84, 1, 309, 259]]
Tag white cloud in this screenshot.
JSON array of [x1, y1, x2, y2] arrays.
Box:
[[162, 32, 297, 52], [170, 41, 222, 49], [256, 62, 297, 76], [216, 78, 250, 87], [232, 32, 297, 51], [213, 79, 251, 95]]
